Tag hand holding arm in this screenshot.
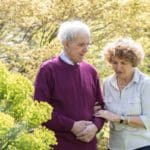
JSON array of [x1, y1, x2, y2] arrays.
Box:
[[94, 110, 120, 122], [94, 102, 102, 113], [95, 110, 145, 128]]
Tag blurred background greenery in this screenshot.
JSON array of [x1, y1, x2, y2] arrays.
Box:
[[0, 0, 149, 149]]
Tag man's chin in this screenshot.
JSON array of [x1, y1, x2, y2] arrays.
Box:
[[78, 59, 83, 63]]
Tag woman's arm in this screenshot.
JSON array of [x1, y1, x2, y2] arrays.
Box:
[[94, 110, 145, 128]]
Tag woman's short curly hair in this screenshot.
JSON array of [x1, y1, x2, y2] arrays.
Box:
[[103, 38, 144, 67]]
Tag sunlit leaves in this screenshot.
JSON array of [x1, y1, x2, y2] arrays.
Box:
[[0, 112, 14, 136], [8, 126, 57, 150], [0, 63, 57, 149], [23, 101, 53, 128], [0, 1, 150, 149]]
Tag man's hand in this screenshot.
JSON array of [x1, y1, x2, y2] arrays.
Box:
[[76, 123, 98, 143], [71, 120, 93, 136]]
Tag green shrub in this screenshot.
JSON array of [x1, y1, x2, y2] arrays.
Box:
[[0, 62, 57, 150]]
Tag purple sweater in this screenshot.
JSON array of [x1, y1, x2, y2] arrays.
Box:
[[34, 56, 104, 150]]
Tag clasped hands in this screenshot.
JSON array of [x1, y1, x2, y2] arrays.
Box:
[[71, 104, 119, 143], [71, 120, 98, 143]]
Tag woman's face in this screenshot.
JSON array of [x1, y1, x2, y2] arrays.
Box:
[[111, 56, 134, 79]]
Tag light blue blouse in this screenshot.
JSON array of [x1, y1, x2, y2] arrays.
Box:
[[103, 68, 150, 150]]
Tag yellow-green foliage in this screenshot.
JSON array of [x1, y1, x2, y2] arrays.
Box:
[[0, 62, 9, 100], [97, 123, 109, 150], [23, 101, 53, 128], [7, 127, 57, 150], [0, 112, 14, 136], [0, 0, 149, 149], [0, 42, 61, 81], [0, 62, 57, 150]]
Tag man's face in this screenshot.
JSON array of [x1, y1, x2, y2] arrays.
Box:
[[64, 33, 90, 64]]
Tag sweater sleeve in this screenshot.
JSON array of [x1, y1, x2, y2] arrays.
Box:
[[92, 75, 105, 131], [34, 64, 74, 132]]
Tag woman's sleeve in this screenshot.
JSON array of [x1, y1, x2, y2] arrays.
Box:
[[140, 79, 150, 131]]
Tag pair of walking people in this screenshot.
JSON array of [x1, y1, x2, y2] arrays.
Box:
[[34, 20, 150, 150]]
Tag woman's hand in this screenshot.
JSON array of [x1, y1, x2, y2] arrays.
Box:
[[94, 110, 120, 122], [94, 102, 102, 113]]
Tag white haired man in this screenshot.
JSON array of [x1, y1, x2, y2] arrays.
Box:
[[34, 20, 104, 150]]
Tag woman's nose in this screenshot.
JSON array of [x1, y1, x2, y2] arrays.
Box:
[[116, 64, 122, 70]]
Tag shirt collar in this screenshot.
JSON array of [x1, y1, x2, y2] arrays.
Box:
[[110, 68, 141, 89], [59, 51, 75, 65], [132, 68, 141, 83]]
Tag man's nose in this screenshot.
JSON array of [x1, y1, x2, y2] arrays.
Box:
[[82, 45, 88, 52]]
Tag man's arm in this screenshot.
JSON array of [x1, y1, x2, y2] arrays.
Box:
[[92, 76, 105, 131], [34, 65, 74, 132], [75, 74, 105, 143]]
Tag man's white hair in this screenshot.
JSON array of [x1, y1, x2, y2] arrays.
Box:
[[57, 20, 90, 43]]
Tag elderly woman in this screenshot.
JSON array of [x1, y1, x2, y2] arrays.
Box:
[[95, 38, 150, 150]]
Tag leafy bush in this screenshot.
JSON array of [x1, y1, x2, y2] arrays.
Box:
[[0, 62, 57, 150], [0, 1, 149, 149]]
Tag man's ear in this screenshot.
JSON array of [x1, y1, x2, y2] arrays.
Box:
[[63, 40, 69, 49]]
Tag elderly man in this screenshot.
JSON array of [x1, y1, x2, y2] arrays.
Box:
[[34, 20, 104, 150]]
